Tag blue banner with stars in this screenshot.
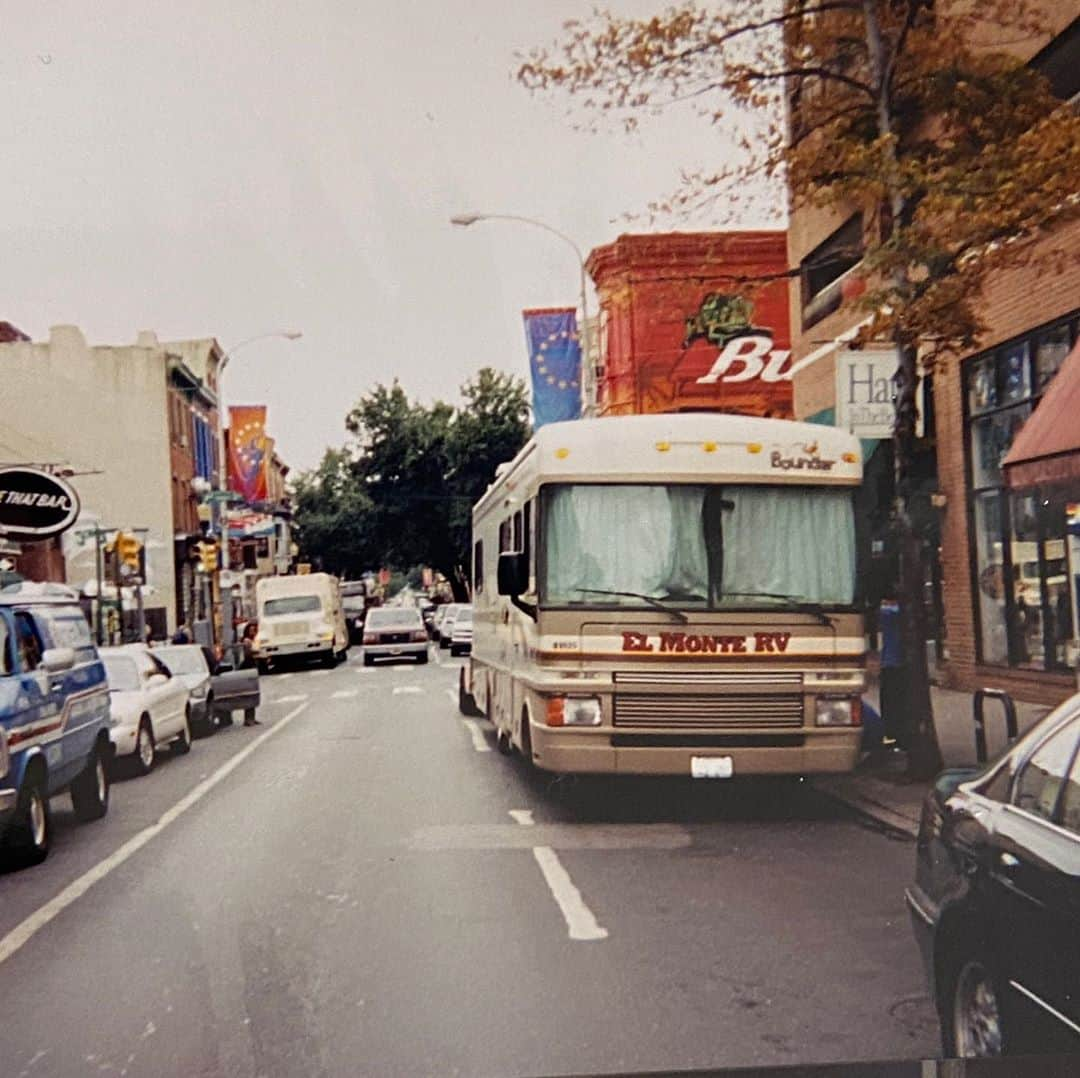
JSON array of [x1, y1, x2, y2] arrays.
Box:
[[523, 307, 582, 428]]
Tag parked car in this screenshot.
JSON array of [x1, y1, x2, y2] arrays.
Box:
[[438, 603, 466, 649], [362, 607, 429, 665], [0, 583, 112, 868], [906, 691, 1080, 1058], [429, 605, 447, 641], [154, 643, 261, 733], [100, 644, 191, 774], [449, 604, 473, 657]]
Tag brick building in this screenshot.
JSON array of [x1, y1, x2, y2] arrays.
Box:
[[585, 231, 793, 419], [786, 13, 1080, 705]]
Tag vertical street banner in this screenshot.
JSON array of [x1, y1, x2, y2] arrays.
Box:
[[523, 307, 582, 428], [228, 405, 270, 503]]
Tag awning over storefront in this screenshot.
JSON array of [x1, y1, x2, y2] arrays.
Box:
[[1003, 339, 1080, 487]]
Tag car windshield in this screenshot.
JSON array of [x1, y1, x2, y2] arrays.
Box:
[[541, 483, 856, 609], [154, 647, 206, 676], [366, 610, 421, 629], [101, 655, 141, 693], [262, 595, 321, 616]]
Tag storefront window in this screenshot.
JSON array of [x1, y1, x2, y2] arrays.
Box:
[[973, 491, 1008, 664], [964, 311, 1078, 671], [971, 404, 1030, 488], [1036, 324, 1072, 391]]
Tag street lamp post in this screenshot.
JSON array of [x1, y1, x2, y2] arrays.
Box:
[[216, 330, 302, 660], [450, 213, 595, 414]]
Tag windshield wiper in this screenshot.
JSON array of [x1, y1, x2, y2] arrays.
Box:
[[573, 588, 689, 624], [719, 591, 836, 627]]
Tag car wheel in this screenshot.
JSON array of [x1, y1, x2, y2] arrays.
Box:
[[322, 651, 336, 669], [197, 695, 217, 737], [71, 740, 110, 822], [172, 710, 192, 755], [3, 767, 51, 867], [458, 667, 481, 717], [134, 717, 156, 775], [944, 952, 1007, 1058], [416, 650, 429, 665], [257, 660, 270, 676], [363, 654, 374, 667]]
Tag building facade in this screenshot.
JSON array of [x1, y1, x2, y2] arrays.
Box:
[[0, 326, 222, 637], [585, 231, 793, 419], [786, 12, 1080, 705]]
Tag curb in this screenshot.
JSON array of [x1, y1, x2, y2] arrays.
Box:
[[811, 775, 921, 839]]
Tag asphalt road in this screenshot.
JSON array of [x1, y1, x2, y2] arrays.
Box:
[[0, 646, 939, 1077]]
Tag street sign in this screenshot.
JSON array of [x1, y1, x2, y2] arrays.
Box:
[[0, 467, 81, 539]]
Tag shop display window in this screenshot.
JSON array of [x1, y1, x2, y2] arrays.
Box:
[[964, 312, 1078, 671]]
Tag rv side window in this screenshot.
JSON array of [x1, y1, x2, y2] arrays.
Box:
[[513, 511, 523, 552], [473, 540, 484, 595], [499, 519, 512, 553], [524, 499, 534, 591]]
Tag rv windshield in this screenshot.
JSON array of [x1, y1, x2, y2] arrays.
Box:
[[541, 483, 855, 610]]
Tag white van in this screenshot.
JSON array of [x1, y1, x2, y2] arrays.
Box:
[[252, 573, 349, 671]]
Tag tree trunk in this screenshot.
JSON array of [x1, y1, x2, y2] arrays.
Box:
[[863, 0, 943, 779], [893, 342, 944, 779]]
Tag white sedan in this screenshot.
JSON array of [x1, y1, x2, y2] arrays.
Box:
[[99, 645, 192, 775]]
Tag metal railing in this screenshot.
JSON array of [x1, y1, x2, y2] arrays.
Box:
[[973, 688, 1018, 763]]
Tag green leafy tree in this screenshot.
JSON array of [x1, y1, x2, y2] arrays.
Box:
[[291, 448, 375, 578], [297, 370, 530, 601], [519, 1, 1080, 778]]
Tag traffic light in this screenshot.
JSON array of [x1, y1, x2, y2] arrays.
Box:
[[116, 531, 142, 571], [195, 540, 219, 573]]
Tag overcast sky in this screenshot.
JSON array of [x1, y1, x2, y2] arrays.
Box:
[[2, 1, 771, 472]]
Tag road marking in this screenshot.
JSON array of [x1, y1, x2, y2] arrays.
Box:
[[509, 809, 534, 826], [462, 719, 491, 753], [444, 688, 456, 704], [0, 702, 310, 968], [392, 686, 423, 695], [276, 673, 293, 680], [273, 694, 308, 704], [309, 669, 330, 677], [331, 690, 358, 700], [409, 822, 689, 851], [532, 846, 608, 942], [357, 667, 376, 675]]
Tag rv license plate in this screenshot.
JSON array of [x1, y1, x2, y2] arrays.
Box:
[[691, 756, 734, 779]]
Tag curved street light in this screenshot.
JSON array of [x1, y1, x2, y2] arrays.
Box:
[[450, 213, 594, 412], [216, 330, 302, 654]]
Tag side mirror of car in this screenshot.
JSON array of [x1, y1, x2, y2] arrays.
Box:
[[41, 647, 76, 674], [497, 552, 528, 597]]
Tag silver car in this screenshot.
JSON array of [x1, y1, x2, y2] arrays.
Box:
[[449, 605, 473, 657], [362, 608, 429, 665]]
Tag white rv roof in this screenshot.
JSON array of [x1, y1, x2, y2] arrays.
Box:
[[474, 413, 861, 516]]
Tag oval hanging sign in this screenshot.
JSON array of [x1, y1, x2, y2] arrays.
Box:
[[0, 467, 81, 539]]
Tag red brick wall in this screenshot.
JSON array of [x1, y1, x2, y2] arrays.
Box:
[[586, 232, 793, 418]]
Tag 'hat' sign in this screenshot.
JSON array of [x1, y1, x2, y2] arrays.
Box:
[[0, 467, 81, 539]]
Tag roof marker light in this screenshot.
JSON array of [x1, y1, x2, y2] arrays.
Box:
[[702, 441, 717, 453], [747, 442, 763, 454], [655, 441, 671, 452], [842, 451, 858, 464], [555, 448, 570, 460]]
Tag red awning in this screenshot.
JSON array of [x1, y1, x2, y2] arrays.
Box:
[[1003, 338, 1080, 487]]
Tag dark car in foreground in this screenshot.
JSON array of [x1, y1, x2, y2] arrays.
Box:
[[906, 692, 1080, 1059]]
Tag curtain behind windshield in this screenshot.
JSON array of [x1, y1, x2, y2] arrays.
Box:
[[719, 487, 854, 604], [545, 485, 707, 602]]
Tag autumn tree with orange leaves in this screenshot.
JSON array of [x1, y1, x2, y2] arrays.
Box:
[[519, 0, 1080, 778]]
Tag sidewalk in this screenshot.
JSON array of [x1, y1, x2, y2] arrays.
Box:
[[812, 679, 1058, 838]]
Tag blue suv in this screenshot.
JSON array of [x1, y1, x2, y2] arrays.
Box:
[[0, 583, 112, 868]]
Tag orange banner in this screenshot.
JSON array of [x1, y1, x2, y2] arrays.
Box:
[[228, 406, 269, 503]]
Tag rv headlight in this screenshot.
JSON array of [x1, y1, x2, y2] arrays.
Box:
[[545, 696, 602, 728], [815, 696, 861, 727]]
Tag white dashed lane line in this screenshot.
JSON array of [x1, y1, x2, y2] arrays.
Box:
[[508, 808, 608, 942], [272, 694, 308, 704], [392, 686, 423, 695], [331, 690, 359, 700], [444, 688, 456, 704], [462, 719, 490, 753]]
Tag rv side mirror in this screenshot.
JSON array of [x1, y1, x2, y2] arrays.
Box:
[[497, 552, 528, 597]]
